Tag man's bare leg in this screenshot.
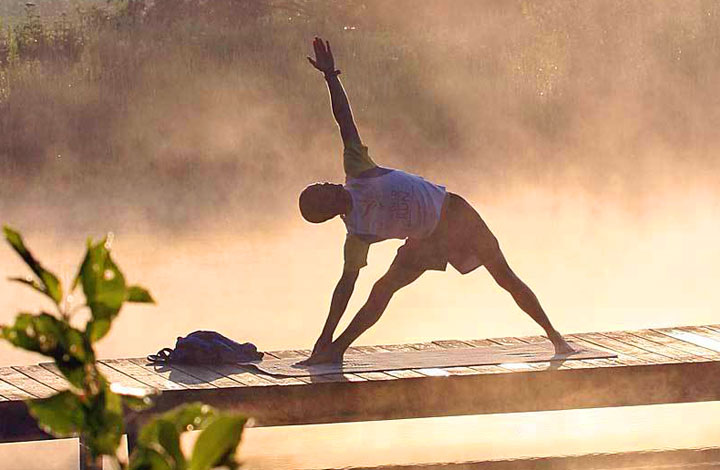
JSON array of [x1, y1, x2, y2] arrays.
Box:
[[301, 263, 425, 364], [484, 249, 574, 354]]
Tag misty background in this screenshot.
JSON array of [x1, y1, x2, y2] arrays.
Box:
[[1, 1, 719, 468]]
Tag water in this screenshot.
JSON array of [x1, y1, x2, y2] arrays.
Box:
[[2, 0, 720, 467], [1, 403, 719, 469], [1, 188, 719, 468]]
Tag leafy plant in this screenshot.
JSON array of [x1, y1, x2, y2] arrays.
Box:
[[1, 226, 247, 470]]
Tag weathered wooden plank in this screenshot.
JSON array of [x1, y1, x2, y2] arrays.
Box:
[[430, 340, 496, 375], [441, 341, 516, 373], [271, 349, 367, 383], [487, 335, 585, 374], [143, 352, 720, 429], [233, 364, 308, 386], [266, 349, 311, 359], [259, 347, 373, 383], [101, 360, 188, 390], [38, 361, 153, 392], [605, 331, 708, 363], [635, 329, 720, 360], [13, 365, 69, 392], [658, 327, 720, 354], [510, 335, 611, 370], [126, 358, 219, 389], [691, 325, 720, 340], [701, 324, 720, 334], [565, 334, 648, 367], [576, 332, 670, 363], [0, 378, 34, 401], [424, 342, 488, 375], [508, 336, 595, 371], [206, 364, 276, 387], [346, 346, 398, 381], [437, 339, 522, 374], [382, 369, 426, 379], [581, 357, 627, 369], [516, 335, 551, 344], [304, 372, 367, 383], [96, 363, 156, 391], [503, 334, 584, 373], [487, 336, 528, 348], [2, 323, 720, 446], [505, 335, 596, 370], [128, 360, 242, 389], [385, 341, 474, 376], [254, 351, 317, 384], [376, 344, 443, 378], [464, 339, 498, 347], [482, 337, 559, 372], [0, 367, 56, 399], [355, 371, 399, 380], [432, 339, 474, 348]]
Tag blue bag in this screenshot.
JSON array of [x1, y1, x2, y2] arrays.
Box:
[[147, 330, 263, 365]]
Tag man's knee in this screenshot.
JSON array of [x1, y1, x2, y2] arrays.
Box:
[[373, 266, 422, 299], [485, 255, 520, 291]]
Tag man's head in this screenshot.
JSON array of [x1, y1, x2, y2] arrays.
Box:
[[299, 182, 350, 223]]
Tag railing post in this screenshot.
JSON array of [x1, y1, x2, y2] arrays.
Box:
[[79, 435, 103, 470], [126, 422, 139, 459]]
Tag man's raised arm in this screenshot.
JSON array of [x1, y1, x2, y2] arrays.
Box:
[[307, 37, 361, 145]]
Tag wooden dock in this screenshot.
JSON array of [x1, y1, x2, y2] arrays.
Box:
[[1, 324, 720, 446]]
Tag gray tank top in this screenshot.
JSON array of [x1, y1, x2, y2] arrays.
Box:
[[343, 169, 447, 240]]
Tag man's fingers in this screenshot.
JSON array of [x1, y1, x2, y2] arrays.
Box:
[[313, 37, 323, 58], [307, 56, 318, 68], [326, 40, 332, 58], [312, 39, 319, 57], [316, 37, 327, 55]]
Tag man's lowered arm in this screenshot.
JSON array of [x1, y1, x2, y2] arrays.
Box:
[[309, 269, 359, 356]]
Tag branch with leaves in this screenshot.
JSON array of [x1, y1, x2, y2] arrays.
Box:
[[1, 226, 247, 470]]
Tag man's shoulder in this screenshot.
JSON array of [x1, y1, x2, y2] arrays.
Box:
[[343, 140, 378, 177]]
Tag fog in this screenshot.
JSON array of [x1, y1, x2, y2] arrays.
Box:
[[1, 0, 719, 468]]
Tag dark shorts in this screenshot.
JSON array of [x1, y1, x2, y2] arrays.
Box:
[[393, 193, 500, 274]]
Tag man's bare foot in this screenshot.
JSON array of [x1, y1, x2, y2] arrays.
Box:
[[296, 346, 344, 366], [548, 331, 576, 355]]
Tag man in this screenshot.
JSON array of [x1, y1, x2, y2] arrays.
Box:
[[299, 37, 573, 365]]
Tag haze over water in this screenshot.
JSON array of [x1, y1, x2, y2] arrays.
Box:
[[1, 0, 719, 468]]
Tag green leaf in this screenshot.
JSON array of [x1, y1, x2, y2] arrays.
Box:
[[139, 403, 218, 446], [86, 318, 111, 343], [188, 416, 246, 470], [129, 447, 173, 470], [83, 385, 125, 456], [110, 383, 157, 411], [27, 390, 85, 438], [3, 226, 63, 306], [77, 238, 127, 342], [1, 312, 92, 389], [126, 285, 154, 303], [157, 420, 186, 470]]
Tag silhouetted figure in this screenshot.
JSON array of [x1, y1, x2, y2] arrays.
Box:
[[299, 37, 573, 365]]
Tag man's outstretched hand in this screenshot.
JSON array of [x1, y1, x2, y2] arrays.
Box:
[[307, 36, 336, 74]]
